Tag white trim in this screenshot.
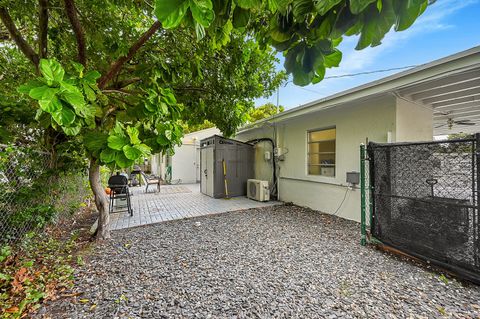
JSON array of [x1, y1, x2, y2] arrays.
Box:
[[239, 46, 480, 133]]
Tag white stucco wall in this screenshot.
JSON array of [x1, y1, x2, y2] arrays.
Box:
[[171, 127, 221, 184], [236, 95, 398, 222], [395, 97, 433, 142]]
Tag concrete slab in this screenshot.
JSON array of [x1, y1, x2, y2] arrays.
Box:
[[110, 183, 280, 230]]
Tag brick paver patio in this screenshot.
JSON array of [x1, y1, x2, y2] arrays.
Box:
[[110, 184, 280, 230]]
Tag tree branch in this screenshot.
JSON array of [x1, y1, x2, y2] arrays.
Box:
[[108, 77, 142, 89], [97, 21, 161, 89], [102, 89, 135, 95], [38, 0, 48, 58], [64, 0, 86, 66], [0, 7, 39, 67]]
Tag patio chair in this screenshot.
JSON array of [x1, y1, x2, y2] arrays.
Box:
[[140, 171, 161, 193], [108, 173, 133, 216]]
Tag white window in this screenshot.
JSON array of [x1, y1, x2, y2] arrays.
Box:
[[307, 127, 336, 177]]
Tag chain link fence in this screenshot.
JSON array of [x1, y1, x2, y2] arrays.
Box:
[[0, 144, 89, 245], [364, 135, 480, 283]]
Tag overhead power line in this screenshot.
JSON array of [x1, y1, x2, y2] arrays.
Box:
[[296, 64, 420, 95], [323, 65, 420, 79]]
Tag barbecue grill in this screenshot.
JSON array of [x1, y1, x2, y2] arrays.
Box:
[[108, 173, 133, 216]]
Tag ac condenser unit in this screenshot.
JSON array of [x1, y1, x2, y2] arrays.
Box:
[[247, 179, 270, 202]]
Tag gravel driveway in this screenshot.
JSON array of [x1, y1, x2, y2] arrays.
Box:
[[39, 205, 480, 318]]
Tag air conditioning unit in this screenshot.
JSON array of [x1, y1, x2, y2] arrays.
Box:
[[247, 179, 270, 202]]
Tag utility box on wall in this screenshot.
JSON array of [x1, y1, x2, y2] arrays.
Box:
[[200, 135, 254, 198]]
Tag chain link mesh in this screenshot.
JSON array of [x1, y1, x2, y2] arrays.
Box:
[[368, 137, 479, 282], [0, 145, 88, 245]]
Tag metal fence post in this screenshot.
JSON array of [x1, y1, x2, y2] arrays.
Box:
[[360, 143, 366, 246], [476, 133, 480, 267]]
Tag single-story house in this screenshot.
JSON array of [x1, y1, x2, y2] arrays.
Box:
[[235, 46, 480, 222]]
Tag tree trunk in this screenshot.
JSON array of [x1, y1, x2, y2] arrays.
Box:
[[88, 158, 110, 240]]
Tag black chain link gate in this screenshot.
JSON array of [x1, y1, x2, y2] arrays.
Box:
[[368, 134, 480, 284]]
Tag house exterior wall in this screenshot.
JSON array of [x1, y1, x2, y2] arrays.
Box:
[[171, 127, 221, 184], [395, 97, 433, 142], [236, 95, 398, 222]]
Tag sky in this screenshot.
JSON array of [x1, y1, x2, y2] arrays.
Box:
[[255, 0, 480, 109]]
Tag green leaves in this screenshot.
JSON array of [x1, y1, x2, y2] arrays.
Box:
[[190, 0, 215, 27], [52, 107, 76, 126], [234, 0, 261, 9], [394, 0, 428, 31], [84, 132, 108, 153], [28, 86, 50, 100], [100, 148, 117, 163], [314, 0, 343, 15], [356, 0, 396, 50], [232, 6, 250, 28], [39, 59, 65, 83], [284, 40, 339, 86], [154, 0, 216, 31], [349, 0, 377, 14], [154, 0, 189, 28], [107, 135, 129, 150], [19, 59, 102, 137], [122, 145, 143, 160]]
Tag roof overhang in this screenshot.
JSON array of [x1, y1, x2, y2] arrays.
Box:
[[239, 46, 480, 136]]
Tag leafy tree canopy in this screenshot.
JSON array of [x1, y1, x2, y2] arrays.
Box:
[[0, 0, 431, 239], [248, 103, 285, 123], [155, 0, 433, 85], [182, 103, 285, 133]]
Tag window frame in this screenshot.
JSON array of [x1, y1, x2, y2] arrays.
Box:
[[306, 126, 336, 178]]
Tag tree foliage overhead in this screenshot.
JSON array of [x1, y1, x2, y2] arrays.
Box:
[[0, 0, 431, 239], [155, 0, 432, 86], [248, 103, 285, 123], [0, 0, 284, 168]]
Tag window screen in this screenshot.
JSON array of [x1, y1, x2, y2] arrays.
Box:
[[307, 128, 336, 177]]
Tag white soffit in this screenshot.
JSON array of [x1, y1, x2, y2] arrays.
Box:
[[397, 66, 480, 136]]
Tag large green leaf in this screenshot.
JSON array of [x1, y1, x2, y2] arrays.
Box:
[[394, 0, 428, 31], [156, 134, 170, 146], [28, 86, 49, 100], [84, 132, 108, 152], [39, 59, 65, 83], [356, 0, 396, 50], [134, 143, 152, 155], [324, 49, 342, 67], [234, 0, 261, 9], [107, 134, 129, 150], [100, 148, 117, 163], [312, 64, 326, 84], [52, 107, 76, 126], [292, 0, 314, 19], [123, 145, 143, 160], [62, 91, 86, 110], [39, 96, 63, 113], [314, 0, 343, 15], [18, 80, 45, 94], [349, 0, 377, 14], [232, 6, 250, 28], [190, 0, 214, 27], [63, 125, 82, 136], [154, 0, 190, 29], [83, 70, 101, 84], [115, 152, 134, 168], [126, 126, 141, 145], [161, 88, 177, 105]]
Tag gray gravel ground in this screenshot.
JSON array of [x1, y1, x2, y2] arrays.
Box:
[[38, 205, 480, 318]]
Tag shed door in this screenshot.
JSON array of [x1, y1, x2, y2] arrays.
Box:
[[200, 147, 214, 197]]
